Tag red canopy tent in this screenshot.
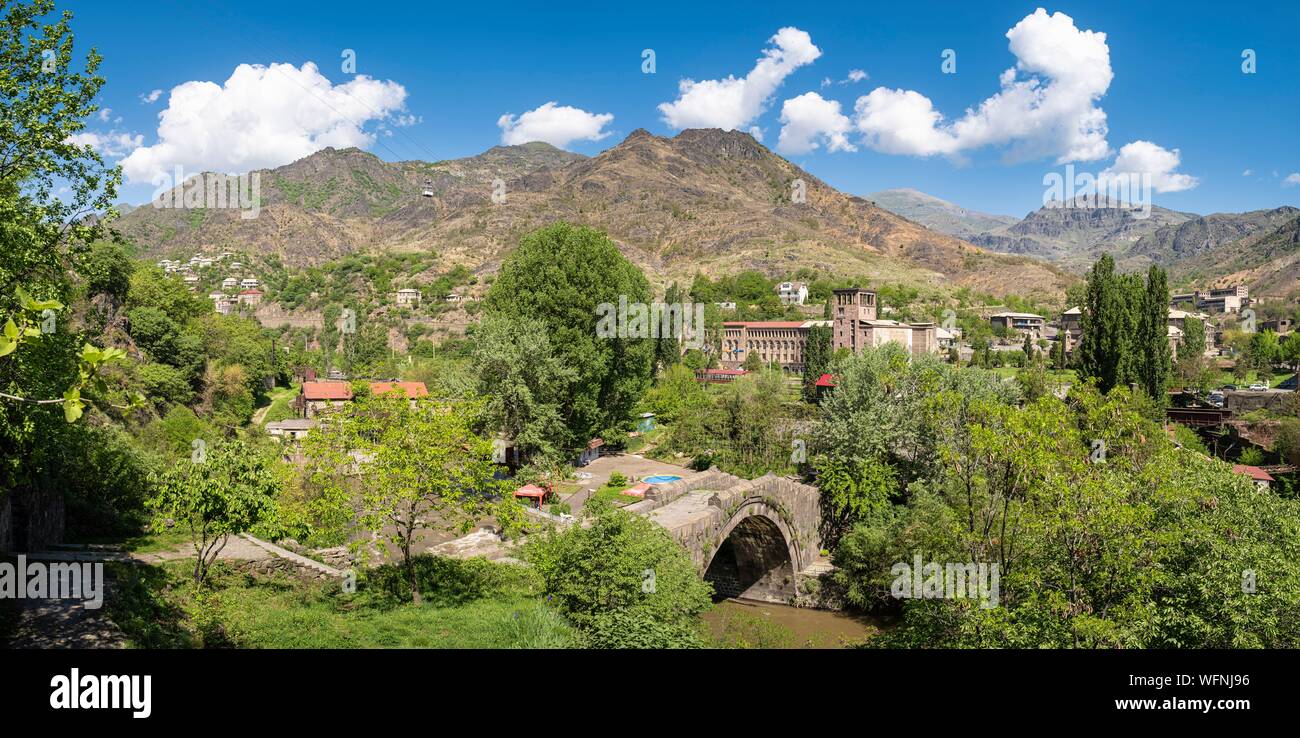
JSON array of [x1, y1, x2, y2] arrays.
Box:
[[513, 483, 551, 508]]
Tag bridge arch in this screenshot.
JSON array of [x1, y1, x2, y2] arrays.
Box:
[[703, 499, 803, 602]]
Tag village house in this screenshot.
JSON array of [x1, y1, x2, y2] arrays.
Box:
[[239, 278, 260, 289], [395, 288, 422, 307], [214, 297, 235, 315], [221, 277, 238, 290], [1232, 464, 1274, 491], [577, 437, 604, 466], [238, 288, 263, 306], [989, 311, 1046, 337], [294, 380, 430, 418], [266, 418, 317, 441], [776, 281, 809, 306]]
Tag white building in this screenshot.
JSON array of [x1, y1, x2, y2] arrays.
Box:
[[221, 277, 238, 290], [776, 281, 809, 306], [239, 278, 259, 289], [395, 288, 422, 307]]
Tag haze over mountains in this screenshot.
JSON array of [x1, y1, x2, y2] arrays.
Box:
[[869, 188, 1300, 298], [115, 129, 1072, 299]]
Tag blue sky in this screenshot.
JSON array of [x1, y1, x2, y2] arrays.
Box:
[[67, 0, 1300, 217]]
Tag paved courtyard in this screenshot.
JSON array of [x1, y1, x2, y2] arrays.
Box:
[[562, 452, 693, 512]]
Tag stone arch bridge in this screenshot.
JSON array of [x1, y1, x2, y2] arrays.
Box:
[[624, 468, 824, 603]]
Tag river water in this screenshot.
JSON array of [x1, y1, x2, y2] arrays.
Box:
[[701, 599, 886, 648]]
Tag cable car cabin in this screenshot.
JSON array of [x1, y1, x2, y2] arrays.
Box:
[[421, 179, 434, 198]]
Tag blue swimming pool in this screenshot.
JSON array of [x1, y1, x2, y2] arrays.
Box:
[[643, 475, 682, 484]]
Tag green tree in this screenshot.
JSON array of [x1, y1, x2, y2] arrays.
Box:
[[303, 395, 509, 603], [1137, 265, 1172, 399], [483, 223, 654, 452], [1077, 254, 1125, 392], [525, 499, 713, 637], [801, 324, 832, 403], [149, 440, 282, 586]]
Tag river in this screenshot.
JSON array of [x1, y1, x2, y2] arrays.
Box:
[[701, 599, 886, 648]]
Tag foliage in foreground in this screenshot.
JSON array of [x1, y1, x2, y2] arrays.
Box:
[[525, 499, 713, 647], [827, 379, 1300, 648]]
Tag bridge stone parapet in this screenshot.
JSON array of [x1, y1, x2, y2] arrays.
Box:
[[629, 467, 822, 603]]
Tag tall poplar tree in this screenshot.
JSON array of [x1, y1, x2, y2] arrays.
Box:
[[1137, 265, 1172, 399]]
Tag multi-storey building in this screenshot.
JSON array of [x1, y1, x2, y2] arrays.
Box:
[[831, 288, 938, 359], [718, 289, 939, 371], [721, 320, 829, 371]]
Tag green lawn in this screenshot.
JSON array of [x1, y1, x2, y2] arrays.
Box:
[[259, 384, 300, 426], [104, 556, 580, 649]]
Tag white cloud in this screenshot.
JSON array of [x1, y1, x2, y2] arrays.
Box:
[[777, 92, 855, 155], [658, 27, 821, 131], [139, 89, 162, 104], [1284, 173, 1300, 187], [1098, 140, 1198, 193], [496, 102, 613, 148], [393, 114, 422, 127], [846, 69, 868, 83], [97, 107, 112, 122], [853, 9, 1112, 163], [119, 61, 407, 185], [67, 130, 144, 158], [1242, 169, 1253, 177]]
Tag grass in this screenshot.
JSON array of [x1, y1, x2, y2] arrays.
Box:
[[259, 384, 300, 425], [104, 555, 580, 649]]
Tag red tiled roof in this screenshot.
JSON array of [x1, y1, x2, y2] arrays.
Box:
[[369, 381, 428, 398], [301, 381, 353, 401], [588, 437, 605, 449], [238, 289, 263, 295], [723, 321, 808, 328], [814, 373, 836, 388], [1232, 464, 1274, 482]]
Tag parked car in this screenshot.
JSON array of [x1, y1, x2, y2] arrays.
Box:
[[1221, 384, 1238, 391], [1248, 382, 1268, 391], [1208, 392, 1225, 407]]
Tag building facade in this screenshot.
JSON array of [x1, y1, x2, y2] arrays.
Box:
[[832, 288, 938, 359]]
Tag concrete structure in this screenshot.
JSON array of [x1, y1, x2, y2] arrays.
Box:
[[832, 288, 937, 359], [239, 278, 259, 289], [221, 277, 238, 290], [1172, 285, 1248, 314], [395, 288, 422, 307], [266, 418, 317, 440], [989, 311, 1046, 337], [214, 297, 235, 315], [776, 281, 809, 306], [238, 288, 263, 306], [1261, 318, 1294, 334], [624, 467, 822, 603]]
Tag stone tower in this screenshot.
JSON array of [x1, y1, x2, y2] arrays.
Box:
[[832, 288, 877, 352]]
